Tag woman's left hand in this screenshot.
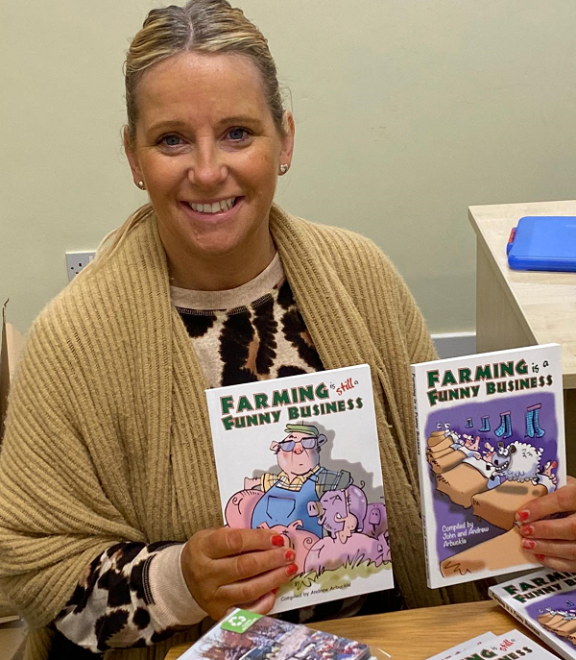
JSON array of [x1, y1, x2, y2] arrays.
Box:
[[517, 477, 576, 570]]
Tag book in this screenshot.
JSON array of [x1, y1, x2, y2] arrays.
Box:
[[412, 344, 566, 588], [180, 608, 377, 660], [205, 364, 393, 615], [425, 629, 559, 660], [490, 568, 576, 660], [424, 632, 496, 660]]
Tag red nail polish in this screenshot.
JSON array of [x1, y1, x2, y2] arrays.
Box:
[[516, 510, 530, 522], [535, 554, 545, 561], [521, 524, 534, 537], [271, 535, 285, 547], [272, 588, 279, 595], [522, 539, 535, 549], [285, 550, 296, 562], [286, 563, 298, 576]]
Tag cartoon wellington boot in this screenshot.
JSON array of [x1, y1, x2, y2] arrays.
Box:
[[478, 415, 490, 432], [494, 411, 512, 439], [526, 403, 545, 438]]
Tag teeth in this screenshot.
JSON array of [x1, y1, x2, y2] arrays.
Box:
[[189, 198, 236, 213]]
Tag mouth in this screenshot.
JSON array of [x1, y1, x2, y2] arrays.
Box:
[[180, 196, 244, 223]]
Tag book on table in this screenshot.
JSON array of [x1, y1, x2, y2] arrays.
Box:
[[205, 364, 393, 615], [490, 568, 576, 660], [424, 629, 559, 660], [179, 608, 377, 660], [412, 343, 566, 589]]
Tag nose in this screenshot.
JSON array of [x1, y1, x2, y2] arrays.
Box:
[[189, 139, 227, 189], [293, 443, 304, 455]]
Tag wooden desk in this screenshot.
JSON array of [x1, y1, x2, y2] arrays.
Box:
[[164, 601, 547, 660], [469, 200, 576, 475]]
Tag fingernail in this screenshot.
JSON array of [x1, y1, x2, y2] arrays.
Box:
[[285, 550, 296, 562], [286, 563, 298, 576], [271, 535, 285, 547], [520, 524, 534, 537], [535, 554, 545, 561], [522, 539, 535, 549], [516, 510, 530, 523], [272, 588, 279, 594]]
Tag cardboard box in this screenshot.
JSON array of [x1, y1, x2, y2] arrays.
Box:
[[0, 301, 25, 442]]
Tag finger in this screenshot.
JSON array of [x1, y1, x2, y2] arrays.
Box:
[[217, 547, 297, 585], [516, 484, 576, 524], [519, 515, 576, 541], [219, 563, 297, 607], [205, 527, 284, 559], [521, 537, 576, 562], [528, 552, 576, 573], [239, 590, 277, 616]]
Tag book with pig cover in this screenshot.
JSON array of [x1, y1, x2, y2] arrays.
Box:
[[411, 344, 566, 589], [205, 364, 393, 615], [490, 569, 576, 660]]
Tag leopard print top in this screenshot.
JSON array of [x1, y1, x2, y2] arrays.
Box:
[[51, 256, 335, 655]]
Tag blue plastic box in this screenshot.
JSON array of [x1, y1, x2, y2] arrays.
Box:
[[507, 216, 576, 272]]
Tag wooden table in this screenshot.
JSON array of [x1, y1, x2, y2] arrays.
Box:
[[164, 600, 548, 660], [469, 200, 576, 475]]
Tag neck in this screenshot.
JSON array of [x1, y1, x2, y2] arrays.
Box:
[[166, 233, 276, 291]]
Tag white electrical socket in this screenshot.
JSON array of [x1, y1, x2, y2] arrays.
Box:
[[66, 251, 96, 282]]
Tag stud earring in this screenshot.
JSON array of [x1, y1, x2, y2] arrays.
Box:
[[279, 164, 289, 175], [137, 181, 146, 190]]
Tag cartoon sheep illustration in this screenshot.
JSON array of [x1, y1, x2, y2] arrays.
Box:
[[488, 440, 543, 489]]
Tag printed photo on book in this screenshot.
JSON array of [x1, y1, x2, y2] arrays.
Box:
[[205, 364, 393, 614], [181, 608, 372, 660], [412, 344, 566, 588]]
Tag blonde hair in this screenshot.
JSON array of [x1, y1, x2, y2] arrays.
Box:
[[95, 0, 285, 266], [126, 0, 286, 147]]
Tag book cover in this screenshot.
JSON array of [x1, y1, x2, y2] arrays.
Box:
[[180, 608, 373, 660], [205, 364, 393, 615], [425, 632, 497, 660], [490, 569, 576, 660], [412, 344, 566, 588], [462, 630, 558, 660]]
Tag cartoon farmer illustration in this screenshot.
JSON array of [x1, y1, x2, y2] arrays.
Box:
[[244, 424, 352, 535]]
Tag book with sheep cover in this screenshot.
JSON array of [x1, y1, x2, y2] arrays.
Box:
[[411, 344, 566, 589], [205, 364, 393, 615], [490, 568, 576, 660]]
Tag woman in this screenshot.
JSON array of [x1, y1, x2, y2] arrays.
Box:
[[0, 1, 573, 659]]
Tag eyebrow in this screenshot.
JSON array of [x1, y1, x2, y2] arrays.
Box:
[[146, 116, 265, 135]]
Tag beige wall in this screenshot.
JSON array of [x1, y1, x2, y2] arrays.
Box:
[[2, 0, 576, 333]]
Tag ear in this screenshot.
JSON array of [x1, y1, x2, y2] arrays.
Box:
[[123, 126, 144, 187], [279, 111, 295, 168], [270, 441, 280, 453]]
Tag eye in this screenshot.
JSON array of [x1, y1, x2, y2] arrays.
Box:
[[159, 134, 183, 148], [227, 127, 250, 141]]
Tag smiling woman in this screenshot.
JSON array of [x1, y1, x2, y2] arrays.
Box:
[[124, 50, 293, 290], [0, 1, 486, 659]]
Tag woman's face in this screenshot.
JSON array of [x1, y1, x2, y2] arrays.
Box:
[[126, 51, 294, 280]]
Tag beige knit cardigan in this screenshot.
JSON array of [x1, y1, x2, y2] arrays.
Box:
[[0, 205, 481, 659]]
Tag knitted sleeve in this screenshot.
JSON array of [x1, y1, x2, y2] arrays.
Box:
[[54, 541, 206, 652], [0, 306, 147, 629]]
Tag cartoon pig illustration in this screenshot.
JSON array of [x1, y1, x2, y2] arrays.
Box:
[[258, 520, 319, 573], [304, 532, 390, 575], [363, 502, 388, 539], [224, 489, 264, 528], [307, 486, 367, 542]]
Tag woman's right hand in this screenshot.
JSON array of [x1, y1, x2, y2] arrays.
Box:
[[181, 527, 298, 620]]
